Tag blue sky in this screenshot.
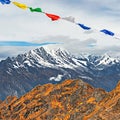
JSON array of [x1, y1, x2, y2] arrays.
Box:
[[0, 41, 60, 46], [0, 0, 120, 60]]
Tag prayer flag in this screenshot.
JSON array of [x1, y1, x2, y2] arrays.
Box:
[[12, 2, 28, 10], [62, 16, 75, 23], [45, 13, 60, 21], [77, 23, 91, 30], [29, 7, 43, 13], [0, 0, 11, 4], [100, 29, 114, 36]]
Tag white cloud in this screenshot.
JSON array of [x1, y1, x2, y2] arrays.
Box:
[[0, 0, 120, 59]]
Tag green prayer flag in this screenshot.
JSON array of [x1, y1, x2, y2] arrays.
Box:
[[29, 7, 43, 12]]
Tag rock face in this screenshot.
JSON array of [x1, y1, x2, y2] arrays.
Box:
[[0, 47, 120, 100], [0, 79, 119, 120]]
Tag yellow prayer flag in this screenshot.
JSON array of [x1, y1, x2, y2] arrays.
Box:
[[12, 2, 28, 10]]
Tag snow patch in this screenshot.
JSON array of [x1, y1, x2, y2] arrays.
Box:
[[49, 74, 63, 81], [24, 60, 32, 66]]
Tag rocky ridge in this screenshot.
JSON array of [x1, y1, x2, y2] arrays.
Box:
[[0, 79, 120, 120]]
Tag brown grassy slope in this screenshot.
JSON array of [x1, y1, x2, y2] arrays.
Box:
[[0, 79, 119, 120], [83, 81, 120, 120]]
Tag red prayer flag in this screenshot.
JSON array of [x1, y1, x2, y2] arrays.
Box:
[[45, 13, 60, 21]]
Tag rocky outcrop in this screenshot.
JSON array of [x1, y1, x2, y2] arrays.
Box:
[[0, 79, 119, 120]]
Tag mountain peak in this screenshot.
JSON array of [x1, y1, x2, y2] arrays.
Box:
[[0, 46, 120, 100]]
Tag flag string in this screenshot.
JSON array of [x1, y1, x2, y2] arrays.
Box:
[[0, 0, 119, 39]]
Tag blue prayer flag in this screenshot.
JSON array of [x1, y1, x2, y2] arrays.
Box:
[[0, 0, 11, 4], [100, 29, 114, 36], [77, 23, 91, 30]]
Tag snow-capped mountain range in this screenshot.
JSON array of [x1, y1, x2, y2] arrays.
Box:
[[0, 47, 120, 100]]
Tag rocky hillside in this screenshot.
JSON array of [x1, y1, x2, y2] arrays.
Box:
[[0, 79, 119, 120]]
